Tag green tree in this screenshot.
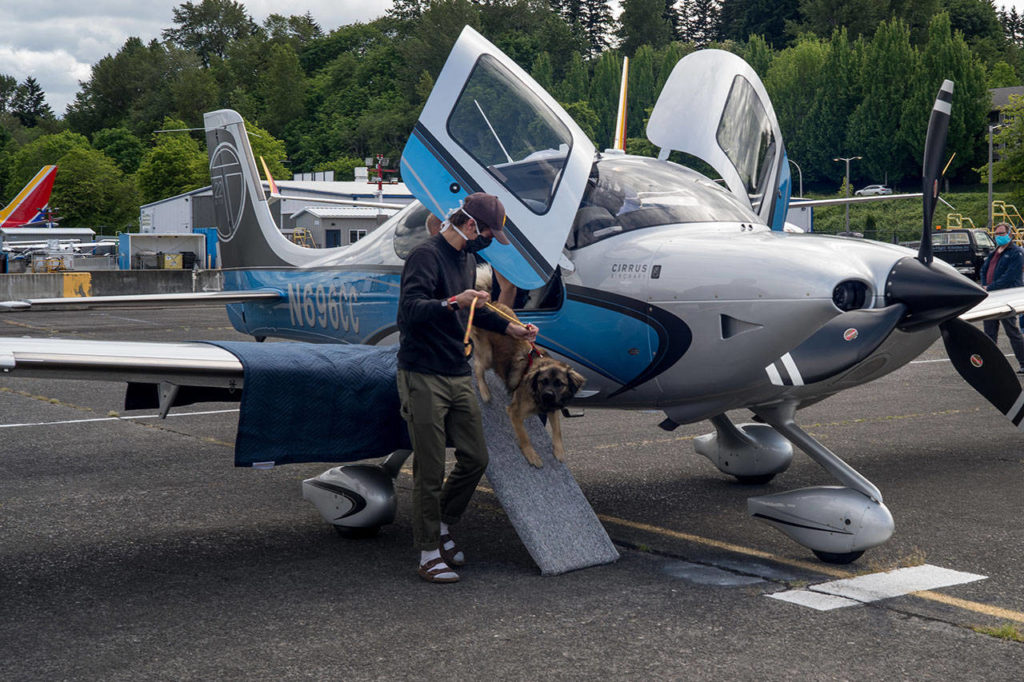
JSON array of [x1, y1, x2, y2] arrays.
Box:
[[135, 118, 208, 203], [579, 0, 615, 57], [618, 0, 673, 57], [720, 0, 800, 47], [990, 94, 1024, 201], [556, 51, 590, 103], [589, 50, 623, 148], [259, 43, 307, 137], [51, 147, 138, 231], [765, 35, 828, 186], [5, 131, 91, 198], [988, 61, 1019, 87], [92, 128, 146, 174], [742, 34, 774, 77], [627, 45, 658, 141], [531, 52, 555, 91], [244, 120, 290, 180], [11, 77, 54, 127], [900, 12, 989, 182], [680, 0, 722, 46], [803, 29, 858, 184], [792, 0, 888, 41], [0, 74, 17, 112], [848, 19, 919, 185], [162, 0, 257, 67]]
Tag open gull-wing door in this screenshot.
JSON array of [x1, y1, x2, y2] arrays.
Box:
[[646, 50, 790, 230], [401, 26, 595, 289]]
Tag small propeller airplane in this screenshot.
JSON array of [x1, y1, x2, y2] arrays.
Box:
[[2, 27, 1024, 564], [0, 165, 58, 228]]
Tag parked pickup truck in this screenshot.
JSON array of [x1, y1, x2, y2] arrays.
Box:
[[899, 228, 994, 280]]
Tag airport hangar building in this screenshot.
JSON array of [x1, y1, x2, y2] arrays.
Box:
[[139, 170, 414, 250]]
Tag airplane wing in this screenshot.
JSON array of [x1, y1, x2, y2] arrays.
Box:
[[789, 193, 923, 208], [0, 289, 281, 312], [959, 288, 1024, 322]]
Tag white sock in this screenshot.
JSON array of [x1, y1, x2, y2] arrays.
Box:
[[440, 521, 450, 535], [420, 548, 440, 565]]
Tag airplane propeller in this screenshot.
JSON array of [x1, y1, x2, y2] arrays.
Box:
[[776, 78, 1022, 426]]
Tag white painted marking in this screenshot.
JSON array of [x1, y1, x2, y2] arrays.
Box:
[[768, 564, 986, 612], [0, 408, 240, 429], [768, 590, 860, 611], [813, 564, 985, 602], [934, 100, 952, 116], [780, 353, 803, 386], [765, 363, 783, 386]]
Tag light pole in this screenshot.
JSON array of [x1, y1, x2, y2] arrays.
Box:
[[988, 124, 1004, 230], [833, 156, 862, 233], [788, 159, 803, 197]]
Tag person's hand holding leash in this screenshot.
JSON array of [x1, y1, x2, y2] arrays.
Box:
[[454, 289, 490, 309], [507, 322, 537, 342]]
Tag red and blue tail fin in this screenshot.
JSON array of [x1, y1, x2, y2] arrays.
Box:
[[0, 166, 58, 227]]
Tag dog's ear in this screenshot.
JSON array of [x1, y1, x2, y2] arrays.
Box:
[[567, 367, 586, 395], [529, 369, 541, 393]]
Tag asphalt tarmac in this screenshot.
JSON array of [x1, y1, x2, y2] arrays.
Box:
[[1, 306, 1022, 679]]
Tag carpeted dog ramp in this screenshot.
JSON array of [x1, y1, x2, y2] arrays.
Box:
[[476, 371, 620, 576]]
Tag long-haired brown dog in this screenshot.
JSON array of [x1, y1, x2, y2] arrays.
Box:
[[471, 299, 586, 467]]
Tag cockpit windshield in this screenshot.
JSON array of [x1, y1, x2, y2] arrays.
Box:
[[568, 156, 760, 249]]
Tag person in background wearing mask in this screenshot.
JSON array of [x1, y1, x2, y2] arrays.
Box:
[[397, 192, 538, 583], [980, 222, 1024, 374]]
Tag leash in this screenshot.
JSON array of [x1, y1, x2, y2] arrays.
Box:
[[461, 297, 544, 359]]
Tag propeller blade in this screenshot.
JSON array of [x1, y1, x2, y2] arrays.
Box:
[[940, 318, 1024, 428], [763, 305, 905, 387], [918, 79, 953, 265]]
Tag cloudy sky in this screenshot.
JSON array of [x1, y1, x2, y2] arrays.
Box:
[[0, 1, 395, 116], [3, 0, 1023, 117]]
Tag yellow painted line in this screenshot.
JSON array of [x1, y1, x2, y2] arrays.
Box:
[[474, 482, 1024, 622], [913, 591, 1024, 623]]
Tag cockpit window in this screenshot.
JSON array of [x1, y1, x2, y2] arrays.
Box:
[[447, 54, 572, 214], [569, 156, 759, 250], [716, 75, 776, 213], [392, 202, 434, 260]]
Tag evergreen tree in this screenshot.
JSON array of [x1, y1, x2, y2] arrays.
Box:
[[259, 43, 307, 137], [589, 50, 623, 147], [580, 0, 614, 57], [12, 77, 54, 127], [0, 74, 17, 112], [900, 12, 988, 181], [743, 34, 774, 77], [619, 0, 674, 57], [556, 51, 590, 103], [764, 35, 827, 189], [92, 128, 146, 174], [682, 0, 723, 47], [531, 52, 555, 91], [847, 19, 919, 185], [655, 42, 693, 93], [792, 0, 888, 41], [802, 29, 857, 184], [162, 0, 258, 67], [719, 0, 799, 47], [988, 61, 1019, 88], [627, 45, 658, 140]]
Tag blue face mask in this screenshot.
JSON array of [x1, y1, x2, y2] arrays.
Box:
[[996, 234, 1012, 247]]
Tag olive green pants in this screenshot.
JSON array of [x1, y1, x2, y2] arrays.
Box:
[[396, 369, 489, 551]]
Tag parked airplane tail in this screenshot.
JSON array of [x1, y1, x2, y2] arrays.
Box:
[[203, 110, 320, 269], [0, 165, 58, 228]]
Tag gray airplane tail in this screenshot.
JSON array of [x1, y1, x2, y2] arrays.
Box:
[[203, 110, 319, 269]]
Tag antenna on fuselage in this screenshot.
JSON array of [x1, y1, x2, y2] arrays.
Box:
[[612, 56, 629, 151]]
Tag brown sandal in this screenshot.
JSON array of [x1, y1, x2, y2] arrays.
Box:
[[439, 533, 465, 567], [418, 556, 459, 583]]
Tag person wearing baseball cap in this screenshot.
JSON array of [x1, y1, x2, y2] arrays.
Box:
[[396, 192, 536, 583]]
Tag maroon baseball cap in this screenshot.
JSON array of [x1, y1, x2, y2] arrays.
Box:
[[463, 192, 510, 245]]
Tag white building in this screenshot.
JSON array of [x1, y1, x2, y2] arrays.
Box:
[[139, 176, 414, 244]]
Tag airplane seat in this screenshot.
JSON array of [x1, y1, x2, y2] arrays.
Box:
[[570, 206, 617, 249]]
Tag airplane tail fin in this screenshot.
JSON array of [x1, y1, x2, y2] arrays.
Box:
[[203, 110, 319, 269], [612, 57, 629, 151], [0, 165, 58, 228]]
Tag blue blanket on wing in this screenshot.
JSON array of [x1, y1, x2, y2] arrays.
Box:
[[206, 342, 411, 467]]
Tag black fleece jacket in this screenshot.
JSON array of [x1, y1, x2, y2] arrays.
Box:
[[397, 234, 509, 376]]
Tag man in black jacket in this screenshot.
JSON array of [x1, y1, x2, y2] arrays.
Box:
[[981, 222, 1024, 373], [396, 192, 537, 583]]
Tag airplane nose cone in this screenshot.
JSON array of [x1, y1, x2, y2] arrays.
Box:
[[884, 257, 986, 331]]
